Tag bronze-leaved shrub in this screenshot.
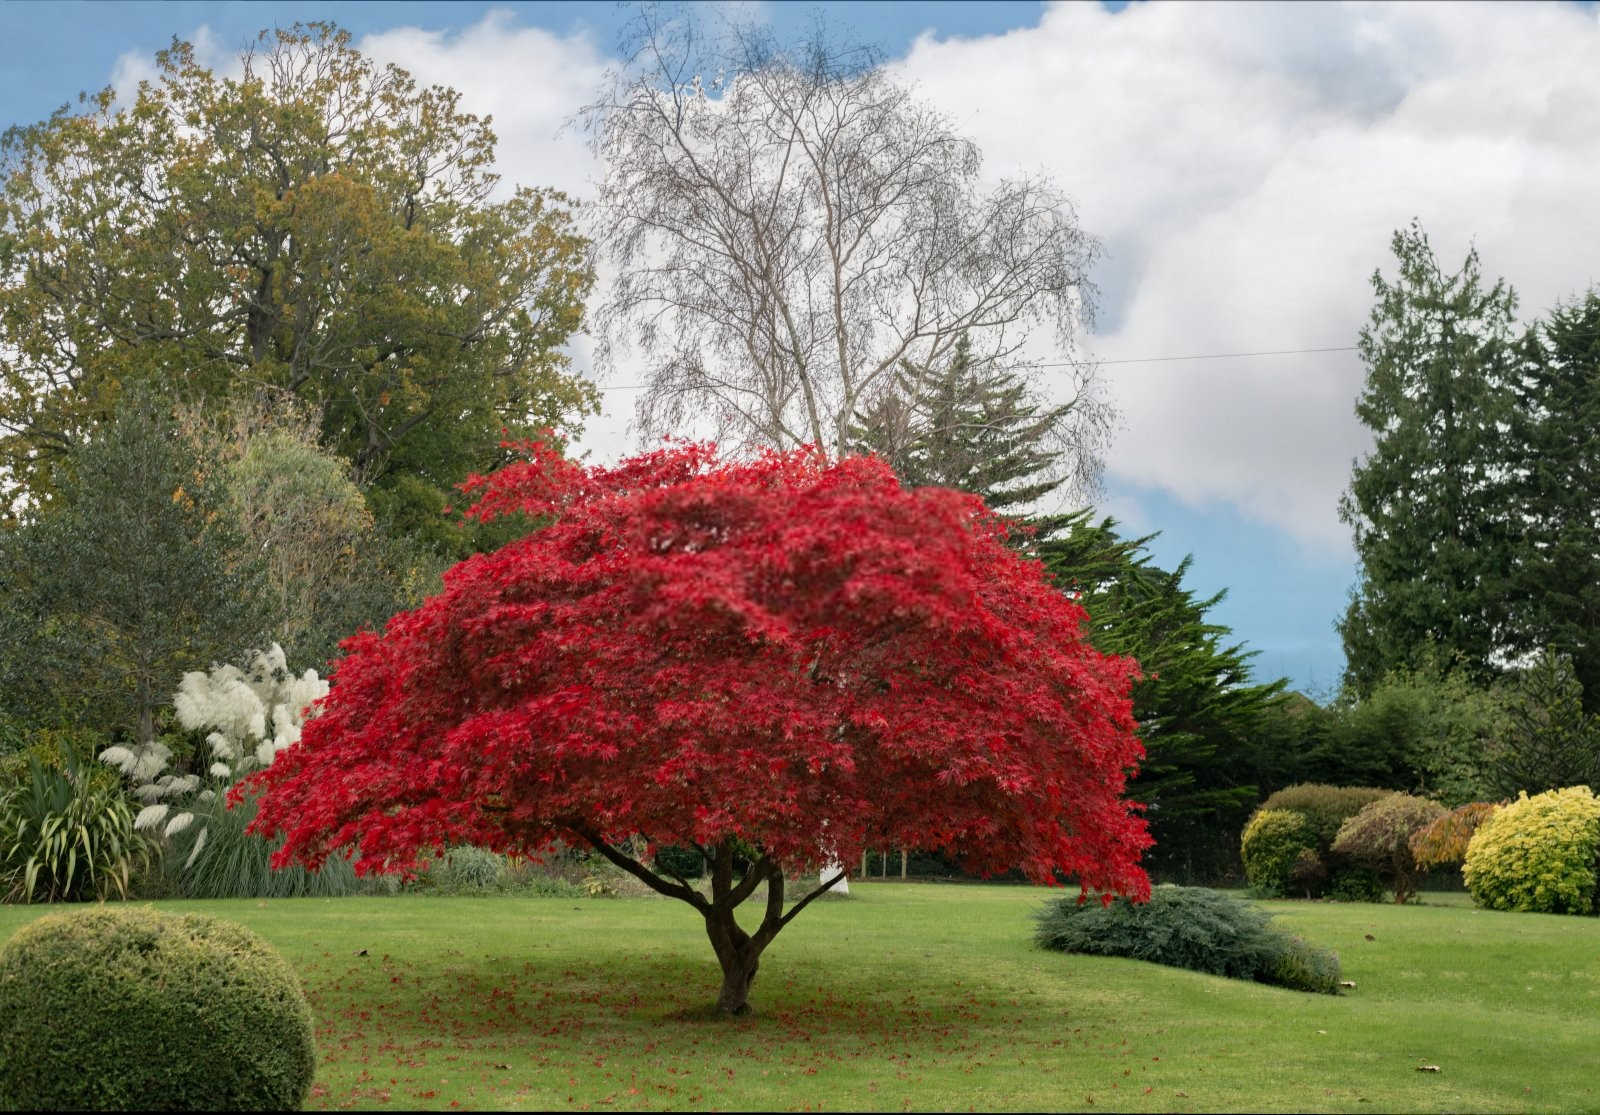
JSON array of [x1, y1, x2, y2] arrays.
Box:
[[1410, 801, 1499, 870], [1462, 786, 1600, 915], [1331, 793, 1446, 903]]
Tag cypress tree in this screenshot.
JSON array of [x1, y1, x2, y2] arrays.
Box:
[[849, 336, 1090, 510], [1030, 512, 1288, 881]]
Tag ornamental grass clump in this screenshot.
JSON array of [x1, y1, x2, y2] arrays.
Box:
[[0, 906, 315, 1111], [1462, 786, 1600, 914], [1034, 885, 1341, 994], [101, 645, 359, 898]]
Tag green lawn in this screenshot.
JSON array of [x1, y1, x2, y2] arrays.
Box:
[[2, 883, 1596, 1112]]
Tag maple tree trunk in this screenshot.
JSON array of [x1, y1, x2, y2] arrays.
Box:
[[703, 845, 782, 1016], [707, 914, 764, 1015], [572, 831, 846, 1017]]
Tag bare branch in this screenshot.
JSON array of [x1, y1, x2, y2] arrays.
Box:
[[582, 8, 1105, 483]]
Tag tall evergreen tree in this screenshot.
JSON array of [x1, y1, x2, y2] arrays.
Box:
[[849, 336, 1099, 509], [1338, 222, 1522, 695], [1030, 512, 1288, 880], [0, 394, 271, 744], [1506, 290, 1600, 712]]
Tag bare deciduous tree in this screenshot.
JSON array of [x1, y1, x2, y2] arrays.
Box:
[[583, 7, 1107, 475]]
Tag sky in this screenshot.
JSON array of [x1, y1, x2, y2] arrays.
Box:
[[5, 0, 1599, 699]]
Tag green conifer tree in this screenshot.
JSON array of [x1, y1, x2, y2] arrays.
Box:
[[1338, 222, 1522, 695], [1506, 290, 1600, 712], [849, 336, 1096, 510], [0, 394, 271, 743], [1030, 512, 1288, 881]]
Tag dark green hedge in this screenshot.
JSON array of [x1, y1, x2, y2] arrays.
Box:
[[0, 906, 315, 1110]]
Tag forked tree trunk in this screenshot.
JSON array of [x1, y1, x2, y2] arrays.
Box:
[[709, 915, 763, 1015], [575, 829, 847, 1016]]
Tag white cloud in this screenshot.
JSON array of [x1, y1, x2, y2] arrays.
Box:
[[892, 0, 1600, 551], [108, 2, 1600, 521], [357, 11, 609, 201], [110, 23, 231, 103]]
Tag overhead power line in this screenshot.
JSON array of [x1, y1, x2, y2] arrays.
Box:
[[592, 342, 1360, 391], [1087, 344, 1357, 367]]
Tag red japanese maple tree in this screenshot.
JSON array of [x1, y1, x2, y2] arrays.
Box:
[[245, 442, 1151, 1013]]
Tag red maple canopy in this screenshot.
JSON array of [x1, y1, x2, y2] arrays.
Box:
[[245, 442, 1151, 1012]]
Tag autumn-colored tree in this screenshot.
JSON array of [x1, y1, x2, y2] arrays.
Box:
[[0, 22, 594, 532], [1409, 801, 1499, 872], [245, 444, 1152, 1014]]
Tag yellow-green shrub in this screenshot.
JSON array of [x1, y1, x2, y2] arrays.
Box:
[[1240, 808, 1315, 896], [1260, 784, 1391, 847], [1462, 786, 1600, 915], [0, 906, 315, 1109]]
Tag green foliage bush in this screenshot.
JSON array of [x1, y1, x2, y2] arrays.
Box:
[[1260, 784, 1392, 848], [1240, 809, 1316, 896], [654, 844, 706, 880], [1034, 885, 1340, 994], [1331, 793, 1447, 903], [1326, 866, 1386, 903], [1243, 784, 1395, 900], [1463, 786, 1600, 914], [0, 906, 315, 1110], [0, 750, 147, 902]]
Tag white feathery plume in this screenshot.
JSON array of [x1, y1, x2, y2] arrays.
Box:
[[183, 825, 208, 870], [164, 812, 194, 837], [98, 745, 137, 775], [134, 803, 170, 831]]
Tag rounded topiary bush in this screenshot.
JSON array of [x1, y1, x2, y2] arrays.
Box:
[[0, 906, 316, 1110], [1463, 786, 1600, 915], [1240, 808, 1316, 896]]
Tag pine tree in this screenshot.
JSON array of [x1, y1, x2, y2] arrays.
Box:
[[1506, 291, 1600, 712], [1488, 650, 1600, 796], [849, 336, 1096, 509], [1030, 511, 1288, 881], [1338, 222, 1522, 695]]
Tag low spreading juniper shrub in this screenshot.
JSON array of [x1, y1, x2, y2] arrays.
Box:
[[0, 906, 315, 1111], [1035, 884, 1341, 994]]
